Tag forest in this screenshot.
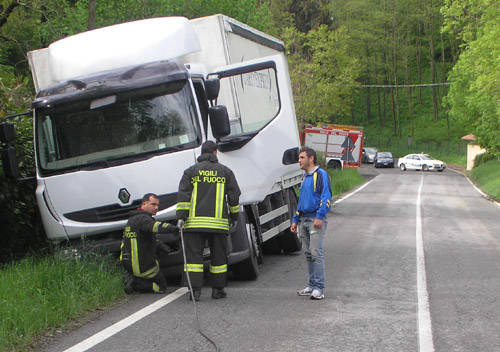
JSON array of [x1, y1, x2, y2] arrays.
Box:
[[0, 0, 499, 260]]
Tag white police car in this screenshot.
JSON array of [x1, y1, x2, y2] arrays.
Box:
[[398, 153, 446, 172]]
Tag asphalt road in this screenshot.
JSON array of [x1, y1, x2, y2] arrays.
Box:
[[39, 165, 500, 352]]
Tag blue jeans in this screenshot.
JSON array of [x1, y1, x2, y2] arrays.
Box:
[[299, 217, 327, 292]]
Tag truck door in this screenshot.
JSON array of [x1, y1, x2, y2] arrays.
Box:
[[208, 54, 301, 204]]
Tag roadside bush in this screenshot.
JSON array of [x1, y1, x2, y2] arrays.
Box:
[[0, 68, 46, 263], [473, 152, 498, 168], [315, 151, 327, 169]]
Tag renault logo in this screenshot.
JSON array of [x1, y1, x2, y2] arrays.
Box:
[[118, 188, 130, 204]]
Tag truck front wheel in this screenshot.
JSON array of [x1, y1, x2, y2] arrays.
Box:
[[278, 188, 302, 253], [327, 160, 342, 169], [231, 221, 259, 280]]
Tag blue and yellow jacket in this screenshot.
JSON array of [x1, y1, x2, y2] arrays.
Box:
[[292, 167, 332, 223]]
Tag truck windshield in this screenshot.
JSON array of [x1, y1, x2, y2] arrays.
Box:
[[36, 81, 200, 174]]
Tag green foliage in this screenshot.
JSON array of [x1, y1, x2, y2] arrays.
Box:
[[442, 0, 500, 157], [470, 159, 500, 200], [0, 250, 124, 351], [327, 168, 365, 197], [0, 66, 44, 263], [283, 25, 360, 124], [473, 152, 498, 168], [315, 151, 327, 169]]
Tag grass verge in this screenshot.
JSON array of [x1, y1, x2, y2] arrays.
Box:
[[469, 160, 500, 200], [0, 250, 124, 351], [328, 167, 365, 197]]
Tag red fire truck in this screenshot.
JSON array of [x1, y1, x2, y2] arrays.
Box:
[[302, 124, 364, 169]]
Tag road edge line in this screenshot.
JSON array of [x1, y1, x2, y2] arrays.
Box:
[[448, 168, 500, 208], [416, 175, 435, 352], [333, 177, 377, 205], [62, 287, 188, 352]]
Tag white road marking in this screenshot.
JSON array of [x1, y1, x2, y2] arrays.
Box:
[[448, 168, 500, 208], [62, 287, 188, 352], [333, 177, 376, 204], [416, 175, 435, 352]]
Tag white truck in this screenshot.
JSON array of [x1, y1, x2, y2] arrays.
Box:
[[1, 15, 303, 279]]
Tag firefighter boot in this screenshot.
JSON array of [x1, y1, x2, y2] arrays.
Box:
[[211, 287, 227, 299], [189, 289, 201, 301], [124, 275, 136, 295]]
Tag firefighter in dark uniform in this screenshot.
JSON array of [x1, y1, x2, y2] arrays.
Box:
[[177, 141, 241, 301], [120, 193, 179, 294]]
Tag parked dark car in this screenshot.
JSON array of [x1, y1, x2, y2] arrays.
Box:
[[362, 147, 377, 163], [374, 151, 394, 168]]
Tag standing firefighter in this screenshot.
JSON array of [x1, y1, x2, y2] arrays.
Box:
[[120, 193, 178, 294], [177, 141, 241, 301]]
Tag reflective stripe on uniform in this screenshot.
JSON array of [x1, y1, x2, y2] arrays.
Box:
[[209, 264, 227, 274], [185, 217, 229, 231], [176, 202, 190, 211], [138, 261, 160, 279], [131, 238, 159, 278], [119, 242, 124, 261], [184, 263, 204, 272], [152, 282, 160, 293], [229, 205, 239, 214], [152, 221, 161, 233], [215, 182, 225, 218], [186, 223, 229, 231], [190, 182, 198, 217], [131, 238, 140, 276], [313, 171, 318, 192]]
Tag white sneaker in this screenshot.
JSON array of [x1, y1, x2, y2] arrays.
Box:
[[297, 286, 313, 296], [310, 289, 325, 300]]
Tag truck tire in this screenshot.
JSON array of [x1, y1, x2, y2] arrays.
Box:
[[231, 220, 259, 280], [327, 160, 341, 169], [278, 189, 302, 253]]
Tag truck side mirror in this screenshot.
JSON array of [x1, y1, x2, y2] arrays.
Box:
[[0, 122, 16, 143], [205, 78, 220, 101], [2, 146, 20, 179], [282, 147, 300, 165], [208, 105, 230, 139]]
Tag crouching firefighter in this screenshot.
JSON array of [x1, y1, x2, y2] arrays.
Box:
[[120, 193, 179, 294], [177, 141, 241, 301]]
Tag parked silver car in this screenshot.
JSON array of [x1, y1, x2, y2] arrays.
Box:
[[362, 147, 378, 163]]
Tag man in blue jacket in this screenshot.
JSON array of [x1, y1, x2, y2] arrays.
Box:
[[290, 147, 332, 300]]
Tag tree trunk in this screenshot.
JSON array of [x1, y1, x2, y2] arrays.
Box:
[[88, 0, 96, 30], [423, 0, 439, 121], [374, 52, 382, 128], [391, 0, 399, 136], [416, 1, 423, 104], [365, 45, 371, 124], [406, 18, 414, 137], [440, 29, 447, 97]]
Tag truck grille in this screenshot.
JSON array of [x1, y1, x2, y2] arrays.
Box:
[[64, 192, 177, 223]]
